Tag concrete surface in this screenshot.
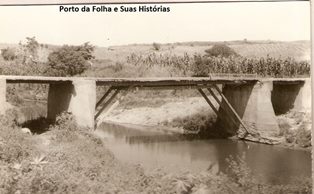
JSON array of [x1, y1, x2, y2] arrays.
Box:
[[217, 81, 280, 137], [47, 80, 96, 128], [272, 80, 311, 114]]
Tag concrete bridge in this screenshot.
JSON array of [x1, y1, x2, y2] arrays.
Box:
[[0, 75, 311, 138]]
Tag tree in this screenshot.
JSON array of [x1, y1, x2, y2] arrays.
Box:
[[1, 48, 17, 61], [25, 36, 39, 59], [15, 37, 40, 64], [47, 42, 95, 76], [204, 44, 239, 57]]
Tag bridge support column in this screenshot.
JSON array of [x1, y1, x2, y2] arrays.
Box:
[[217, 81, 280, 137], [0, 79, 6, 115], [47, 80, 96, 129], [292, 80, 311, 112], [272, 79, 311, 114]]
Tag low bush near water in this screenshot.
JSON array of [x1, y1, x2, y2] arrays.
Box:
[[49, 112, 80, 142], [0, 110, 33, 164], [163, 110, 231, 138], [277, 112, 311, 148]]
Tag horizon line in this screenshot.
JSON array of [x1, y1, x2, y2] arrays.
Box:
[[0, 39, 310, 48]]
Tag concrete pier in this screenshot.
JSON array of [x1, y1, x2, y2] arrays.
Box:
[[272, 80, 311, 114], [47, 80, 96, 128], [292, 80, 311, 113], [217, 81, 280, 136], [47, 82, 73, 121]]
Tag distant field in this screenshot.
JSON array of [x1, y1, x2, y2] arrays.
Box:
[[93, 41, 310, 64], [231, 41, 310, 61], [0, 40, 310, 65]]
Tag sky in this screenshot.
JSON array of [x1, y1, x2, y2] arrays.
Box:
[[0, 1, 311, 47]]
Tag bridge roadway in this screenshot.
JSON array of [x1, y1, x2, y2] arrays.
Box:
[[0, 75, 310, 140], [2, 75, 307, 84]]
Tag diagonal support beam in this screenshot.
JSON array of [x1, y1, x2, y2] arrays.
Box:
[[207, 87, 239, 129], [212, 84, 257, 135], [96, 86, 113, 109], [94, 87, 131, 128], [198, 88, 219, 115], [95, 89, 121, 120]]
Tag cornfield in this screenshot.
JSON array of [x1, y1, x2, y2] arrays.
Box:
[[127, 52, 193, 76], [127, 53, 310, 78], [192, 55, 310, 77]]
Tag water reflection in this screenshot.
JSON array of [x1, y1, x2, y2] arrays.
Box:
[[96, 123, 311, 185]]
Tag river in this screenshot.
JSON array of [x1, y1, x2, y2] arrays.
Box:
[[96, 122, 311, 185]]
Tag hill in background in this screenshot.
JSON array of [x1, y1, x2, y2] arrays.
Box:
[[93, 40, 310, 64], [0, 40, 310, 66]]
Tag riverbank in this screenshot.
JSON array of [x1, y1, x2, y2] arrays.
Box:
[[0, 113, 311, 193], [0, 113, 158, 193], [101, 95, 311, 150], [103, 97, 213, 127]]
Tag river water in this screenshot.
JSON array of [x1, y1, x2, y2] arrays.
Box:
[[97, 122, 311, 185]]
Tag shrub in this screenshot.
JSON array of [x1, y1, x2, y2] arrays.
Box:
[[164, 110, 230, 137], [296, 127, 311, 148], [0, 61, 48, 76], [152, 42, 161, 51], [113, 62, 124, 72], [205, 44, 239, 57], [47, 42, 94, 76], [49, 112, 79, 142], [1, 48, 17, 61], [0, 110, 32, 163]]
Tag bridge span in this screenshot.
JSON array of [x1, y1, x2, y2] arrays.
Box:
[[0, 75, 311, 139]]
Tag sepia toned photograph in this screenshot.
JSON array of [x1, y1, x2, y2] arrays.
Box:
[[0, 1, 312, 193]]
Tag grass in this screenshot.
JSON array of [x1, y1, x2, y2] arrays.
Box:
[[277, 111, 311, 148], [0, 111, 311, 193]]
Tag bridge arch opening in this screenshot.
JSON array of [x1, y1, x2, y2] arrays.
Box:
[[271, 81, 310, 115], [5, 82, 50, 133]]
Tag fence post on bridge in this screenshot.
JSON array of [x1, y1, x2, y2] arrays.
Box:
[[47, 80, 96, 129]]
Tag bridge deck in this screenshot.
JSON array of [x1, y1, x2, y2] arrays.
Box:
[[1, 75, 309, 86]]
